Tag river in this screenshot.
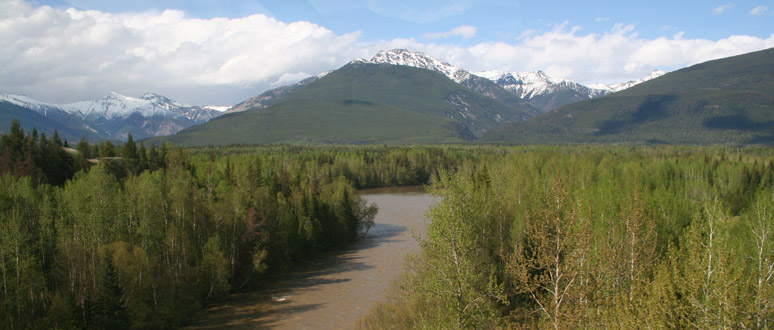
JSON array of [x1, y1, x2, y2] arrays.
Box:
[[183, 187, 436, 329]]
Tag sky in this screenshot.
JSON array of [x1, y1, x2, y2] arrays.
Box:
[[1, 0, 773, 106]]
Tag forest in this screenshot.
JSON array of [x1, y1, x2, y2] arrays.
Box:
[[363, 146, 774, 329], [0, 120, 485, 329], [2, 118, 774, 329]]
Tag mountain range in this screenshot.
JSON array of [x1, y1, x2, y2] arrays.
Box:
[[7, 47, 764, 147], [227, 49, 665, 116], [484, 47, 774, 145], [152, 61, 535, 146], [0, 92, 223, 141]]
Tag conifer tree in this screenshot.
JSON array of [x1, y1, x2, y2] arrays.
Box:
[[94, 257, 129, 330]]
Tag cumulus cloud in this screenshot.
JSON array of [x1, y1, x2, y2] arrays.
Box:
[[713, 2, 735, 14], [375, 23, 774, 85], [0, 0, 365, 104], [1, 0, 773, 105], [750, 6, 769, 16], [424, 25, 477, 40]]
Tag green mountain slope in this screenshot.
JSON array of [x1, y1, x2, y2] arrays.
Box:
[[154, 63, 536, 146], [484, 48, 774, 145]]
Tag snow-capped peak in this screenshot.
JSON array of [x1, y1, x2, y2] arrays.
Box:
[[473, 70, 580, 99], [587, 70, 667, 93], [354, 49, 472, 83], [0, 93, 62, 115], [141, 92, 190, 110], [62, 92, 171, 119]]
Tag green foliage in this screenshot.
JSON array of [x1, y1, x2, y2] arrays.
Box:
[[5, 118, 774, 330], [365, 146, 774, 329], [3, 130, 494, 328], [405, 169, 507, 328], [91, 256, 130, 330], [0, 119, 82, 186]]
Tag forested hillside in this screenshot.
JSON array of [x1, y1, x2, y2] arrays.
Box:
[[364, 146, 774, 329]]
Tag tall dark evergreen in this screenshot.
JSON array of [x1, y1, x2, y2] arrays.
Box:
[[93, 257, 130, 330], [77, 136, 94, 159]]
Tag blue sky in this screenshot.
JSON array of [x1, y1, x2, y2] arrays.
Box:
[[4, 0, 773, 105], [41, 0, 773, 43]]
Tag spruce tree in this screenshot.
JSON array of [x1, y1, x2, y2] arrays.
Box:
[[94, 257, 130, 330]]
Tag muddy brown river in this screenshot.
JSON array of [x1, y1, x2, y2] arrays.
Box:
[[184, 187, 436, 329]]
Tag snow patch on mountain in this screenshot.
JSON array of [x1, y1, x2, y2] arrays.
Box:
[[0, 93, 63, 116], [587, 70, 667, 93], [317, 70, 333, 78], [353, 49, 472, 83], [203, 105, 231, 112]]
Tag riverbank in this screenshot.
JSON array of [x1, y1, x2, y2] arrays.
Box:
[[183, 191, 436, 329]]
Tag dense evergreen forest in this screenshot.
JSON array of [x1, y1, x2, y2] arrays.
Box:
[[0, 120, 486, 329], [364, 146, 774, 329], [3, 118, 774, 329]]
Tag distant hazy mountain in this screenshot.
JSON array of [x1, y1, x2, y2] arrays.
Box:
[[484, 47, 774, 145], [472, 69, 666, 112], [0, 92, 223, 141], [150, 61, 537, 146]]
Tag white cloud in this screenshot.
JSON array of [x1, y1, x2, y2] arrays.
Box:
[[0, 0, 365, 104], [750, 5, 769, 16], [713, 2, 735, 14], [424, 25, 477, 40], [594, 17, 610, 22], [380, 23, 774, 85], [2, 0, 773, 105]]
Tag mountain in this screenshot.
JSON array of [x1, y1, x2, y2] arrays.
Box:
[[353, 50, 539, 115], [0, 92, 223, 141], [483, 47, 774, 145], [150, 62, 536, 146]]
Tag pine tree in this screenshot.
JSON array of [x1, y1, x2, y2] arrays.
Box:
[[122, 134, 139, 174], [77, 137, 93, 160], [93, 257, 130, 329]]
